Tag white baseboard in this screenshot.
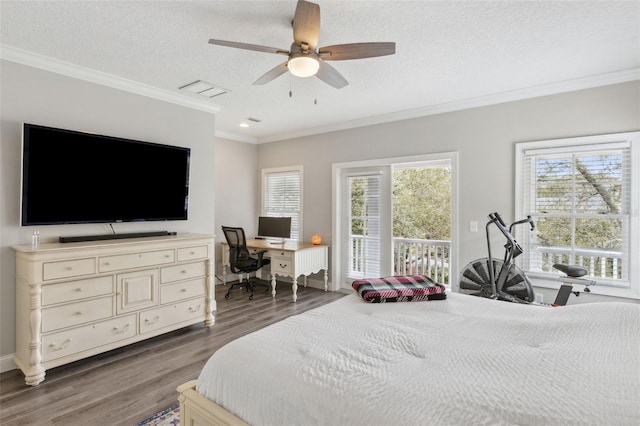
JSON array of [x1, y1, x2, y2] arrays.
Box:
[[1, 353, 17, 373]]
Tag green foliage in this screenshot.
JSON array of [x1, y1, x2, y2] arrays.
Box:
[[534, 154, 623, 250], [392, 167, 451, 240]]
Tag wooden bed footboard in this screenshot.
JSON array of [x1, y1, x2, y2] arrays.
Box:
[[177, 380, 249, 426]]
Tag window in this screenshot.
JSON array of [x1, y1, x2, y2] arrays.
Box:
[[516, 132, 639, 299], [262, 166, 303, 241], [347, 172, 384, 280]]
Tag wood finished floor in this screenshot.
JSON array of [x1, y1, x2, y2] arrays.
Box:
[[0, 281, 347, 426]]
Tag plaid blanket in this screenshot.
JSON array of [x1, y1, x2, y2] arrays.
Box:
[[352, 275, 447, 303]]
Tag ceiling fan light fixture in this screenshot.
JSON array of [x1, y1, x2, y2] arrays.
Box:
[[288, 55, 320, 78]]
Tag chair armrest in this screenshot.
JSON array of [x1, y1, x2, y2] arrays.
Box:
[[254, 250, 268, 267]]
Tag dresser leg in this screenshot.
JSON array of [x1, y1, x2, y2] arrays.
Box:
[[292, 278, 298, 302]]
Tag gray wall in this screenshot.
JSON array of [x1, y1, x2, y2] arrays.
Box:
[[213, 137, 259, 281], [0, 61, 216, 363], [257, 81, 640, 303]]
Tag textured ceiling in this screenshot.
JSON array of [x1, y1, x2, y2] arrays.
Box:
[[1, 0, 639, 143]]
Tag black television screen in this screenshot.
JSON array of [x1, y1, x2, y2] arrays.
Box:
[[258, 216, 291, 239], [21, 123, 190, 226]]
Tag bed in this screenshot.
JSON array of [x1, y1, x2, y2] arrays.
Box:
[[177, 290, 640, 425]]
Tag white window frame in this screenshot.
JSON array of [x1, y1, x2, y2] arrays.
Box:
[[332, 152, 459, 293], [261, 165, 303, 241], [515, 132, 639, 300]]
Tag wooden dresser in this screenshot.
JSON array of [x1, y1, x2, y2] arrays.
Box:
[[13, 233, 215, 386]]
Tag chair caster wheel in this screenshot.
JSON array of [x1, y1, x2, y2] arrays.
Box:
[[249, 295, 254, 300], [224, 293, 230, 299]]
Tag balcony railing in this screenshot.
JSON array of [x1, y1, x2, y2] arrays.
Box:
[[349, 236, 451, 284], [532, 245, 624, 281]]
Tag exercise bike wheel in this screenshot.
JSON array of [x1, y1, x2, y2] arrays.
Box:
[[459, 258, 535, 303]]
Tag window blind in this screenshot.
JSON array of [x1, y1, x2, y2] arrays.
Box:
[[263, 167, 302, 241], [345, 174, 381, 280]]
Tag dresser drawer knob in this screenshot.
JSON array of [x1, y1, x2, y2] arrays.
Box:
[[280, 263, 287, 268], [75, 287, 84, 292], [74, 311, 83, 316], [65, 267, 73, 270], [189, 304, 201, 313], [50, 339, 72, 351], [180, 288, 187, 292], [113, 323, 131, 334]]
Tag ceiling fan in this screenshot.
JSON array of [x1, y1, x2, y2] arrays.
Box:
[[208, 0, 395, 89]]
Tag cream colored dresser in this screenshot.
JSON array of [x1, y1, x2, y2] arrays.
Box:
[[13, 233, 215, 386]]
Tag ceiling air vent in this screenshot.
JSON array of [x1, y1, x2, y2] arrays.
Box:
[[179, 80, 229, 99]]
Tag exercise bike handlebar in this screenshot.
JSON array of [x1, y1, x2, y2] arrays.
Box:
[[487, 213, 535, 260], [509, 215, 535, 233]]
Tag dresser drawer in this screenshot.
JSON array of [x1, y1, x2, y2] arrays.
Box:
[[42, 276, 113, 306], [160, 262, 206, 284], [160, 278, 206, 304], [272, 257, 294, 276], [139, 298, 205, 334], [42, 296, 113, 333], [177, 245, 209, 262], [42, 314, 137, 363], [99, 249, 175, 272], [43, 258, 96, 281]]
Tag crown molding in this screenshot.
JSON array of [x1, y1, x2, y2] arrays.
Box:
[[0, 45, 222, 115], [215, 130, 258, 144], [257, 67, 640, 144]]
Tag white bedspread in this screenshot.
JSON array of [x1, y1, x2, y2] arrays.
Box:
[[197, 292, 640, 425]]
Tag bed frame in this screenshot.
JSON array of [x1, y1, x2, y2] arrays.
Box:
[[177, 380, 249, 426]]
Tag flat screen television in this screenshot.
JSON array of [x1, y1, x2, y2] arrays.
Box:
[[21, 123, 190, 226], [257, 216, 292, 239]]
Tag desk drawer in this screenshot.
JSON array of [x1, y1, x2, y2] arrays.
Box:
[[42, 296, 113, 333], [272, 257, 293, 276], [271, 251, 293, 260], [42, 276, 113, 306], [42, 314, 137, 363], [99, 250, 174, 272], [177, 245, 209, 262], [43, 258, 96, 281], [160, 262, 206, 284]]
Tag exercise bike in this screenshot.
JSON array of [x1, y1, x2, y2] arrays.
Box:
[[458, 212, 595, 305]]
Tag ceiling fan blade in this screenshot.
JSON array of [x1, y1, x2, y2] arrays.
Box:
[[209, 39, 286, 55], [315, 61, 348, 89], [293, 0, 320, 50], [319, 42, 396, 61], [253, 62, 289, 85]]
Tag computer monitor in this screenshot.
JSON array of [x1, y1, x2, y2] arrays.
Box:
[[258, 216, 292, 240]]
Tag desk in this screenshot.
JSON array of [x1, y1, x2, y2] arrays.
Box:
[[221, 239, 329, 302]]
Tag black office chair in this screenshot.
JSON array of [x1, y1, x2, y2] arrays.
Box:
[[221, 226, 271, 300]]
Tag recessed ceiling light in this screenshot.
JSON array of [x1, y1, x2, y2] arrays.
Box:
[[179, 80, 229, 98], [239, 123, 250, 128]]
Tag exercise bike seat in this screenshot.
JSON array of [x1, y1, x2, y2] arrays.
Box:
[[553, 263, 587, 278]]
